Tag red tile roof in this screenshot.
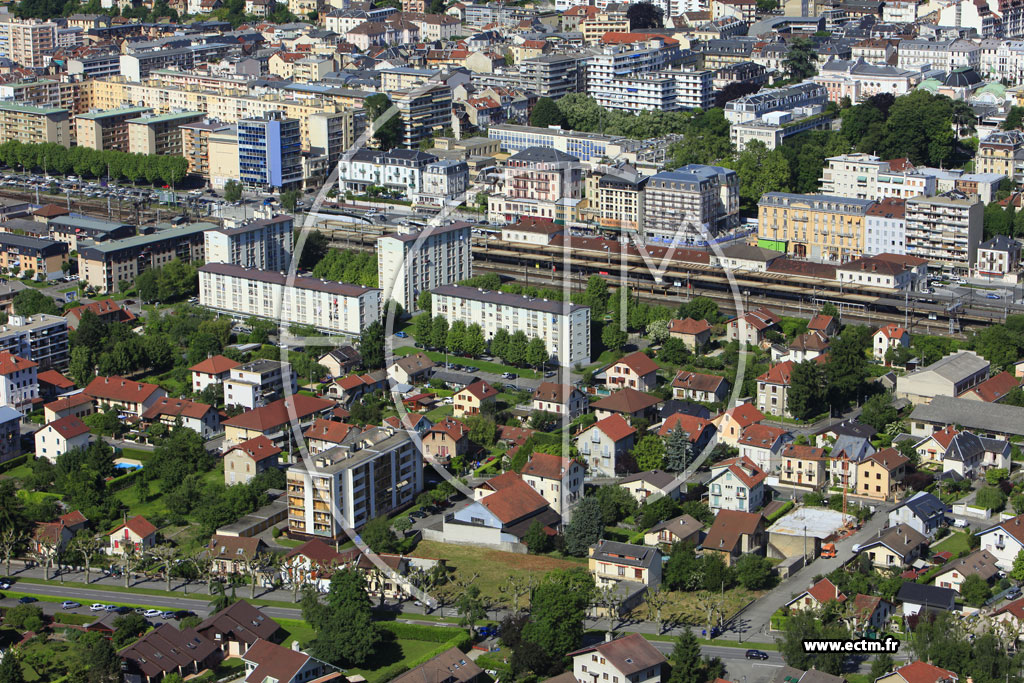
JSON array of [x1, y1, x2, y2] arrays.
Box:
[[190, 355, 240, 375], [758, 361, 794, 385], [601, 31, 678, 44], [37, 369, 73, 389], [461, 380, 498, 402], [672, 370, 727, 393], [892, 661, 958, 683], [521, 452, 573, 479], [0, 351, 36, 375], [876, 323, 908, 340], [226, 435, 281, 463], [532, 382, 582, 404], [712, 455, 766, 489], [614, 351, 659, 377], [926, 425, 959, 449], [851, 593, 882, 620], [720, 403, 765, 428], [703, 510, 763, 551], [59, 510, 87, 527], [966, 371, 1020, 402], [111, 515, 156, 539], [658, 413, 712, 441], [668, 317, 711, 336], [866, 447, 909, 471], [429, 416, 469, 441], [44, 392, 93, 413], [46, 415, 90, 440], [284, 538, 346, 567], [223, 395, 334, 432], [592, 388, 661, 414], [243, 638, 314, 683], [806, 577, 847, 604], [85, 376, 161, 404], [567, 633, 666, 676], [593, 413, 637, 442], [737, 423, 789, 447], [479, 476, 551, 523], [807, 314, 834, 332], [142, 397, 214, 421], [303, 418, 359, 444], [780, 443, 827, 461], [65, 299, 135, 323]]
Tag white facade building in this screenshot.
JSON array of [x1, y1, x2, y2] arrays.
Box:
[[897, 39, 980, 71], [198, 262, 381, 336], [0, 352, 37, 415], [820, 154, 937, 201], [431, 284, 591, 366], [204, 214, 293, 271], [224, 359, 298, 410], [864, 199, 908, 255], [417, 159, 469, 207], [905, 192, 985, 273], [377, 223, 472, 312]]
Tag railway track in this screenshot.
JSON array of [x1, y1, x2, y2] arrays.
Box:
[[0, 187, 201, 225]]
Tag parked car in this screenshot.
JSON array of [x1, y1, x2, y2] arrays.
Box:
[[17, 597, 36, 604], [395, 331, 408, 338], [952, 518, 969, 528], [987, 293, 1002, 299], [160, 611, 175, 619], [501, 372, 515, 379], [463, 366, 478, 373], [1007, 586, 1022, 600], [0, 580, 11, 590], [544, 371, 556, 377], [89, 603, 106, 612], [745, 650, 769, 660], [62, 601, 81, 610], [143, 609, 162, 618]]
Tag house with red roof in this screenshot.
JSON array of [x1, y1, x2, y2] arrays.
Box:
[[223, 435, 281, 486], [454, 380, 498, 418], [977, 512, 1024, 570], [856, 448, 908, 501], [108, 515, 157, 555], [605, 351, 659, 393], [847, 593, 893, 633], [993, 594, 1024, 633], [703, 510, 766, 566], [569, 633, 666, 683], [756, 361, 796, 418], [64, 299, 135, 329], [708, 456, 767, 512], [422, 416, 470, 462], [223, 395, 335, 450], [875, 661, 958, 683], [667, 317, 712, 350], [442, 473, 560, 549], [737, 423, 792, 474], [785, 577, 847, 611], [34, 415, 92, 463], [576, 414, 637, 477], [303, 418, 362, 455], [325, 370, 387, 405], [671, 370, 730, 403], [592, 388, 662, 423], [873, 323, 910, 362], [520, 452, 584, 519], [85, 376, 166, 419], [807, 314, 839, 338], [31, 519, 73, 555], [778, 444, 828, 491], [43, 392, 94, 423], [36, 369, 73, 402], [190, 355, 240, 394], [241, 639, 339, 683], [142, 397, 220, 438], [726, 307, 780, 345], [658, 412, 716, 453], [712, 402, 765, 446], [913, 424, 958, 466], [960, 370, 1021, 403], [0, 351, 37, 414]]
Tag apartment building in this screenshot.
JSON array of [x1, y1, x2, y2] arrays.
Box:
[[757, 192, 874, 261], [418, 159, 470, 207], [0, 103, 70, 147], [820, 154, 937, 201], [75, 106, 154, 152], [724, 82, 828, 124], [224, 359, 298, 410], [586, 40, 684, 111], [975, 129, 1024, 182], [589, 73, 680, 112], [204, 215, 293, 272], [0, 18, 56, 68], [198, 262, 382, 336], [78, 222, 213, 294], [730, 105, 834, 151], [238, 111, 302, 191], [488, 147, 584, 224], [864, 198, 907, 256], [813, 59, 922, 103], [308, 110, 355, 169], [975, 235, 1021, 279], [286, 426, 423, 539], [666, 68, 715, 110], [904, 192, 984, 273], [126, 111, 204, 156], [209, 125, 240, 190], [431, 284, 591, 365], [487, 124, 640, 162], [0, 351, 37, 415], [642, 165, 740, 242], [580, 12, 630, 43], [67, 52, 120, 79], [180, 121, 232, 178], [597, 172, 646, 232], [391, 84, 453, 149], [377, 223, 472, 312], [0, 314, 69, 370], [517, 54, 587, 99], [897, 38, 980, 71], [47, 216, 134, 251], [0, 234, 68, 281], [338, 148, 437, 195], [84, 79, 359, 154]]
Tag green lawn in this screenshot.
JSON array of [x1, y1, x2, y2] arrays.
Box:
[[392, 346, 540, 379], [425, 405, 453, 421], [932, 531, 972, 557], [112, 462, 224, 522]]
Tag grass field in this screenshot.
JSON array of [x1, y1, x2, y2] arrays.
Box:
[[932, 531, 972, 557], [627, 587, 764, 627], [409, 540, 584, 605], [112, 462, 224, 522]]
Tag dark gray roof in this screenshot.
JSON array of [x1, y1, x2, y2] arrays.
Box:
[[660, 400, 710, 420], [508, 146, 579, 164], [980, 235, 1019, 252], [892, 491, 945, 520], [619, 469, 678, 490], [198, 262, 378, 297], [431, 284, 588, 315], [895, 582, 956, 608], [219, 215, 291, 236], [819, 419, 876, 440], [910, 396, 1024, 437], [589, 539, 661, 568]]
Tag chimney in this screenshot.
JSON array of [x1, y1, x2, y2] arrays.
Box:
[[605, 631, 614, 643], [292, 640, 301, 652]]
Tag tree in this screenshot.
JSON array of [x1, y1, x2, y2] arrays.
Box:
[[663, 426, 693, 472], [859, 393, 898, 432], [364, 93, 402, 151], [490, 328, 510, 361], [0, 649, 24, 683], [280, 190, 301, 212], [783, 38, 817, 80], [667, 630, 710, 683], [416, 290, 432, 312], [4, 604, 43, 632], [664, 542, 702, 591], [463, 324, 486, 358], [519, 568, 595, 673], [756, 0, 778, 11], [0, 526, 25, 578], [734, 554, 774, 590], [297, 230, 328, 271], [563, 496, 603, 556], [524, 520, 550, 554], [595, 485, 638, 525], [302, 569, 381, 667], [582, 275, 610, 318], [632, 435, 665, 471], [223, 179, 242, 202], [959, 574, 991, 607], [149, 544, 178, 592], [870, 653, 895, 680], [430, 316, 449, 350], [358, 320, 385, 370], [626, 0, 663, 28], [1005, 106, 1024, 131], [825, 327, 870, 409], [70, 532, 103, 584], [601, 323, 628, 353], [786, 359, 827, 421], [12, 289, 58, 316], [446, 320, 467, 356], [529, 98, 565, 128], [525, 337, 547, 370], [360, 515, 399, 554], [659, 337, 690, 365], [412, 313, 432, 343], [456, 584, 487, 636], [976, 485, 1007, 512], [112, 612, 148, 648]]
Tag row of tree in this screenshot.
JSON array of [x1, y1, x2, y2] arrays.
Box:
[[0, 140, 189, 188]]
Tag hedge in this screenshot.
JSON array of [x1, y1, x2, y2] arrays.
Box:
[[369, 631, 471, 683], [105, 466, 145, 493], [766, 500, 795, 524], [0, 453, 29, 474], [380, 622, 466, 643]]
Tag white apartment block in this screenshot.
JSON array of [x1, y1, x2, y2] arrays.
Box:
[[337, 148, 436, 196], [417, 159, 469, 207], [897, 39, 980, 71], [865, 199, 908, 255], [198, 262, 381, 336], [642, 165, 740, 242], [667, 68, 715, 110], [730, 105, 833, 151], [224, 359, 298, 410], [586, 39, 681, 86], [377, 223, 472, 312], [286, 426, 422, 538], [905, 192, 984, 273], [820, 154, 937, 200], [431, 284, 591, 366], [0, 18, 57, 68], [0, 314, 69, 371], [979, 39, 1024, 84], [204, 214, 293, 271], [589, 73, 680, 112], [724, 82, 828, 124]]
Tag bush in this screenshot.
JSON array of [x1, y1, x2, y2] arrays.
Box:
[[766, 501, 794, 524], [271, 526, 282, 538], [934, 526, 950, 539]]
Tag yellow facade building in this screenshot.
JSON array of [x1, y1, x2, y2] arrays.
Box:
[[757, 192, 874, 262]]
